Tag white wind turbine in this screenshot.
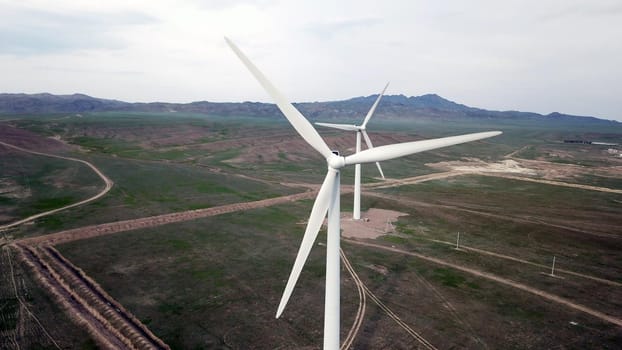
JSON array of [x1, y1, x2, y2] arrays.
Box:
[[315, 83, 388, 220], [225, 37, 502, 350]]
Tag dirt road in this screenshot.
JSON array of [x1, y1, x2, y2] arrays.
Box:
[[365, 171, 468, 190], [345, 239, 622, 327], [16, 189, 329, 246], [0, 141, 114, 232], [477, 172, 622, 194], [367, 168, 622, 195], [429, 239, 622, 287]]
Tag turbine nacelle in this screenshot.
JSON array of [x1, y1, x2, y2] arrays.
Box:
[[327, 154, 346, 169]]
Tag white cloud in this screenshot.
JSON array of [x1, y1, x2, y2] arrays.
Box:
[[0, 0, 620, 120]]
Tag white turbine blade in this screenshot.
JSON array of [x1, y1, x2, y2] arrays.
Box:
[[361, 82, 389, 128], [346, 131, 502, 165], [315, 122, 360, 131], [276, 170, 337, 318], [225, 37, 333, 159], [361, 130, 385, 179]]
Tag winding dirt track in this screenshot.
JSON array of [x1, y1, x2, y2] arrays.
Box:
[[0, 141, 114, 232], [344, 239, 622, 328]]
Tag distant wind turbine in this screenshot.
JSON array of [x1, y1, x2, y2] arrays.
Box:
[[316, 82, 388, 220], [225, 37, 502, 350]]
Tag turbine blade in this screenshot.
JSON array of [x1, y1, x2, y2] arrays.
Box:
[[346, 131, 502, 165], [315, 122, 360, 131], [276, 170, 337, 318], [225, 37, 332, 159], [361, 82, 389, 128], [361, 130, 385, 179], [374, 161, 385, 179]]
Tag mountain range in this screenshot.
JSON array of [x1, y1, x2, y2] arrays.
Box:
[[0, 92, 618, 125]]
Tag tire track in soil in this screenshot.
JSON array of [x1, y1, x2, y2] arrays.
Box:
[[340, 248, 437, 350], [3, 247, 62, 349], [410, 269, 487, 349], [340, 248, 366, 350]]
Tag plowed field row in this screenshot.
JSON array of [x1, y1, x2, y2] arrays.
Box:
[[14, 244, 169, 349]]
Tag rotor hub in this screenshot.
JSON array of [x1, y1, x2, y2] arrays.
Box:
[[327, 154, 346, 169]]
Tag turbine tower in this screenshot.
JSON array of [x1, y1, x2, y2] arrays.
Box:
[[316, 83, 388, 220], [225, 37, 502, 350]]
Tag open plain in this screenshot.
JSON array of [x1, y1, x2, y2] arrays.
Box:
[[1, 112, 621, 349]]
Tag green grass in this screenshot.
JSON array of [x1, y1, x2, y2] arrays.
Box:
[[31, 196, 75, 210], [0, 297, 19, 331], [575, 174, 622, 190], [70, 136, 142, 155], [4, 152, 302, 238], [432, 268, 466, 287], [0, 150, 103, 225], [381, 235, 408, 245]]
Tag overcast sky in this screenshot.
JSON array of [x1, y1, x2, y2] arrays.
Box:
[[1, 0, 621, 121]]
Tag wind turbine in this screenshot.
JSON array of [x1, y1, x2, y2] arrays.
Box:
[[225, 37, 501, 350], [315, 83, 388, 220]]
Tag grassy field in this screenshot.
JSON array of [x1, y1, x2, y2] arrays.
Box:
[[2, 112, 622, 348], [6, 154, 302, 239], [0, 149, 102, 225], [55, 187, 622, 348], [58, 204, 328, 349]]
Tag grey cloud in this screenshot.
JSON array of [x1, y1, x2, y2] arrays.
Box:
[[0, 7, 157, 55]]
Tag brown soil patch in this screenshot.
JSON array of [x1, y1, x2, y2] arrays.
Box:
[[0, 124, 68, 152], [427, 158, 537, 175], [340, 208, 409, 239], [220, 132, 415, 164], [427, 157, 622, 182]]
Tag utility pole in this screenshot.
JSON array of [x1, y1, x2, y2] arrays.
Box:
[[385, 217, 394, 233], [550, 256, 556, 277]]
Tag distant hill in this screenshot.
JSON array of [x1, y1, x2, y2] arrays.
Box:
[[0, 92, 618, 126]]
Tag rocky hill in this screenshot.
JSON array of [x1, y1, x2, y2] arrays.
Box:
[[0, 92, 618, 125]]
